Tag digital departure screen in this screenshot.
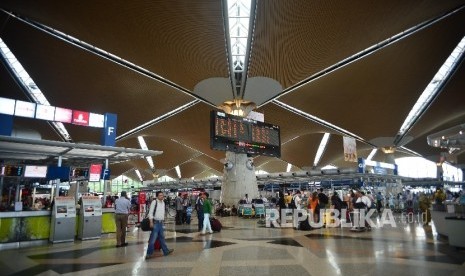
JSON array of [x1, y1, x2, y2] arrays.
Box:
[[210, 110, 281, 157]]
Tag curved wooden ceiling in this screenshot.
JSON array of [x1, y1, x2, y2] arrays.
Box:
[[1, 0, 465, 180]]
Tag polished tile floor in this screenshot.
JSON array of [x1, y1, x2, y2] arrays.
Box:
[[1, 214, 465, 276]]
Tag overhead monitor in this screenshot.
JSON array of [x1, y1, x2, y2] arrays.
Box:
[[24, 165, 48, 178], [71, 167, 89, 179], [46, 165, 71, 181], [1, 165, 23, 177], [210, 110, 281, 157]]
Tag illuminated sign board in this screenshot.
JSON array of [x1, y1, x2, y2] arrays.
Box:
[[14, 100, 36, 118], [24, 165, 48, 178], [35, 104, 56, 121], [88, 113, 105, 128], [0, 97, 16, 115], [210, 110, 281, 157], [54, 107, 73, 123], [72, 110, 89, 126]]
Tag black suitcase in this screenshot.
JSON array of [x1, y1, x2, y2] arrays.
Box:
[[210, 217, 222, 232]]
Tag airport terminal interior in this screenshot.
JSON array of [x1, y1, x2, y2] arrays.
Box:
[[1, 1, 465, 275]]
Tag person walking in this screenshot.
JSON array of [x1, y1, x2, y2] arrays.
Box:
[[200, 192, 213, 235], [195, 195, 204, 231], [114, 191, 131, 248], [145, 191, 174, 260], [175, 192, 183, 225]]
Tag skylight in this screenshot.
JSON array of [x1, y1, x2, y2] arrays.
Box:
[[0, 38, 72, 141], [226, 0, 253, 97], [227, 0, 251, 73], [313, 133, 330, 167], [397, 36, 465, 137]]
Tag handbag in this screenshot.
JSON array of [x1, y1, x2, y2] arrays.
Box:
[[140, 217, 152, 231], [140, 201, 158, 232]]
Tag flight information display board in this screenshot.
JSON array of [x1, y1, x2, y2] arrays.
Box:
[[210, 110, 281, 157]]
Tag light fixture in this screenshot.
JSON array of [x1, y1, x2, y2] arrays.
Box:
[[175, 165, 181, 179], [137, 136, 154, 169], [381, 146, 396, 154], [219, 99, 256, 117], [313, 133, 331, 166], [134, 169, 143, 182]]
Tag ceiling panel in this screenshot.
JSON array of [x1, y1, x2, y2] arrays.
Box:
[[0, 0, 229, 91], [277, 7, 465, 141], [250, 0, 465, 88]]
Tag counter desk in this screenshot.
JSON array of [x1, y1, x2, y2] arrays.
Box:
[[0, 208, 117, 250], [0, 210, 51, 250]]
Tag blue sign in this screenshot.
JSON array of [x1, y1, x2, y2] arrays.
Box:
[[102, 169, 110, 180], [101, 113, 117, 146], [374, 167, 387, 175], [358, 158, 365, 173], [0, 114, 13, 136]]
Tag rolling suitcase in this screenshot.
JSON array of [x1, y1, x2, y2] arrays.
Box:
[[154, 238, 161, 251], [210, 217, 222, 232]]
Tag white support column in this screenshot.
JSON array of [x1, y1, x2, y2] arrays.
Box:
[[221, 151, 258, 206]]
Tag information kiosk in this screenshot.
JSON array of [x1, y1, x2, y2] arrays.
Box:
[[77, 196, 102, 240], [50, 197, 76, 243]]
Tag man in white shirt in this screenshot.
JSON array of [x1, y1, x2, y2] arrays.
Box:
[[145, 191, 174, 260], [293, 191, 302, 210]]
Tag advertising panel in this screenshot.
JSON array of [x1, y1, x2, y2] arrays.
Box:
[[54, 107, 73, 123], [35, 104, 56, 120], [72, 110, 89, 126], [0, 97, 16, 115], [88, 113, 105, 128], [89, 164, 102, 182], [14, 100, 36, 118]]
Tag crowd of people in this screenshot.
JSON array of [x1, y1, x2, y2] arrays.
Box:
[[111, 186, 462, 259]]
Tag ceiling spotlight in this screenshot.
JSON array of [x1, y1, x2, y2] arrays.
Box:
[[381, 146, 396, 154]]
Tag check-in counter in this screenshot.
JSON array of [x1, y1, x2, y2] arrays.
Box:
[[431, 203, 454, 236], [445, 216, 465, 248], [102, 208, 116, 233], [0, 210, 51, 250], [1, 207, 117, 250]]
